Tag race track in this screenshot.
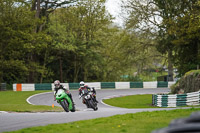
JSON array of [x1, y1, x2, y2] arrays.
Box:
[[0, 88, 178, 132]]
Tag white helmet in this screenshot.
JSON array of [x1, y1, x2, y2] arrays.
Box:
[[80, 81, 85, 87], [54, 80, 60, 88]]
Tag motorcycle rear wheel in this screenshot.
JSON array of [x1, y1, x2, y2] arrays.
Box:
[[71, 103, 76, 112]]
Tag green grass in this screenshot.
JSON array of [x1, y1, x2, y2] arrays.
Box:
[[6, 108, 200, 133], [103, 94, 157, 108], [2, 91, 200, 133], [0, 91, 63, 112], [139, 72, 168, 81]]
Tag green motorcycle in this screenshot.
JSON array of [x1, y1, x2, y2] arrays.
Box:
[[56, 89, 75, 112]]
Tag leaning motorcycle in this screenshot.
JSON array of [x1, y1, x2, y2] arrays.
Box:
[[56, 89, 75, 112], [80, 88, 98, 111]]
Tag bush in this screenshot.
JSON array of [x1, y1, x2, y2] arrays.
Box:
[[170, 81, 180, 94], [171, 70, 200, 94]]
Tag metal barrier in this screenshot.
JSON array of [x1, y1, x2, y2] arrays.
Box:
[[0, 83, 6, 91]]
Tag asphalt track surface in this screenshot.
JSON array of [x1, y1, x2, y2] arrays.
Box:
[[0, 88, 182, 133]]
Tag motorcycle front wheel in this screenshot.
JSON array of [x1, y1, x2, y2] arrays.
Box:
[[60, 99, 69, 112], [89, 100, 98, 111]]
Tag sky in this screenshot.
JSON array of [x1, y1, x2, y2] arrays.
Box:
[[105, 0, 124, 26]]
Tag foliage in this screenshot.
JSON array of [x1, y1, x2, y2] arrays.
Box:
[[122, 0, 173, 80], [166, 0, 200, 76], [154, 0, 200, 76], [0, 0, 168, 84], [0, 0, 35, 84], [47, 0, 112, 82], [123, 0, 200, 80], [171, 70, 200, 94], [139, 71, 168, 81]]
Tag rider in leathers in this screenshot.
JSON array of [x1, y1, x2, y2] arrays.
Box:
[[53, 80, 74, 104], [78, 81, 98, 104]]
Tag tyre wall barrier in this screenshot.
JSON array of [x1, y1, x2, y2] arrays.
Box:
[[130, 82, 143, 88], [68, 83, 79, 90], [13, 81, 176, 91], [13, 84, 35, 91], [115, 82, 130, 89], [157, 81, 168, 88], [85, 82, 101, 90], [101, 82, 115, 89], [143, 81, 157, 88], [152, 91, 200, 107], [35, 83, 51, 90]]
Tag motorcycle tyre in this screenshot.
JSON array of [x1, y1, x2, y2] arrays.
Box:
[[71, 103, 76, 112], [89, 100, 98, 111], [60, 99, 69, 112]]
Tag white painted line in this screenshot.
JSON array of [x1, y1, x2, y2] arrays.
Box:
[[101, 99, 116, 108], [0, 111, 8, 113]]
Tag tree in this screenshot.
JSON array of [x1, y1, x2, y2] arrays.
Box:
[[25, 0, 76, 83], [0, 0, 35, 83], [47, 0, 112, 82], [122, 0, 200, 80], [122, 0, 166, 79], [166, 0, 200, 76]]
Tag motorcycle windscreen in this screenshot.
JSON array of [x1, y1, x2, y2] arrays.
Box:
[[85, 95, 91, 99], [57, 89, 65, 96], [82, 89, 89, 94]]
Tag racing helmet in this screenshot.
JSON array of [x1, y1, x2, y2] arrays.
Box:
[[80, 81, 85, 87], [54, 80, 60, 88]]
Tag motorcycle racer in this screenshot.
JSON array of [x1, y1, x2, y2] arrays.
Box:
[[53, 80, 74, 104], [78, 81, 98, 104]]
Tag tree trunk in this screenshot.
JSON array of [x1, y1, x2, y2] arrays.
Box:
[[28, 0, 40, 83], [40, 50, 48, 83], [31, 0, 36, 11], [83, 66, 88, 81], [197, 41, 200, 70], [0, 44, 3, 84], [59, 57, 63, 83], [35, 0, 40, 18], [73, 55, 80, 82], [168, 49, 174, 81], [27, 53, 35, 83], [74, 68, 79, 82], [33, 0, 40, 33], [0, 63, 3, 85], [28, 71, 35, 83]]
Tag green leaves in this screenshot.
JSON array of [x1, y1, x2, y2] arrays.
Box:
[[1, 0, 174, 84], [0, 0, 34, 83], [46, 0, 113, 82], [123, 0, 200, 78]]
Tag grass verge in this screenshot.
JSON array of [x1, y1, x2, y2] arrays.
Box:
[[103, 94, 157, 108], [6, 108, 200, 133], [0, 91, 63, 112]]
